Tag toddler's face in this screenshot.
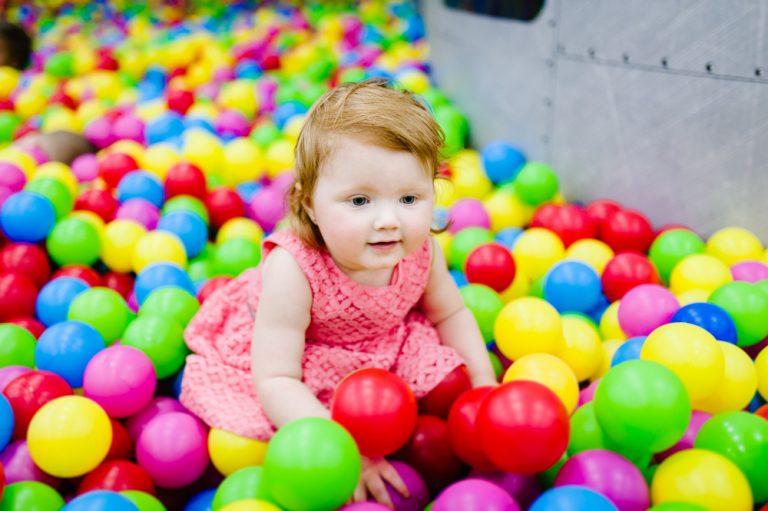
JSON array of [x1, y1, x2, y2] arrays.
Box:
[[305, 135, 435, 277]]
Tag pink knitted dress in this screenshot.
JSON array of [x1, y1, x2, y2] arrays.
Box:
[[180, 229, 464, 440]]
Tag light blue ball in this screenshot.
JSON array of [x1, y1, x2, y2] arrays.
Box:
[[63, 491, 140, 511], [530, 486, 619, 511], [157, 210, 208, 259], [481, 141, 526, 184], [35, 320, 105, 388], [145, 111, 185, 145], [35, 276, 90, 327], [117, 171, 165, 208], [611, 336, 647, 366], [183, 488, 216, 511], [134, 263, 196, 306], [0, 191, 56, 242], [0, 394, 14, 452], [543, 260, 603, 313]]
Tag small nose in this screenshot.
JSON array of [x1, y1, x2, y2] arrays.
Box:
[[373, 204, 399, 230]]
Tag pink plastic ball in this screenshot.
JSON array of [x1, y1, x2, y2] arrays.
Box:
[[0, 366, 30, 392], [71, 154, 100, 183], [468, 470, 542, 510], [0, 163, 26, 192], [617, 284, 679, 337], [85, 117, 116, 149], [731, 261, 768, 283], [215, 110, 251, 138], [577, 379, 600, 408], [448, 198, 491, 234], [433, 479, 520, 511], [655, 410, 711, 462], [126, 397, 188, 441], [248, 186, 287, 232], [116, 198, 160, 230], [0, 440, 60, 487], [112, 114, 145, 144], [83, 345, 157, 418], [136, 412, 209, 488]]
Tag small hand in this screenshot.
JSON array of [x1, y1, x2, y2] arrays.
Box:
[[351, 456, 410, 509]]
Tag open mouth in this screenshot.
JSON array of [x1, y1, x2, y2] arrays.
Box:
[[369, 241, 399, 250]]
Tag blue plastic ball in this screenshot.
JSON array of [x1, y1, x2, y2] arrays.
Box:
[[134, 263, 196, 305], [530, 486, 619, 511], [670, 302, 738, 344], [611, 336, 647, 366], [543, 260, 603, 313], [0, 191, 56, 242], [481, 141, 526, 184], [450, 269, 468, 288], [0, 394, 14, 452], [184, 116, 217, 135], [157, 210, 208, 259], [117, 171, 165, 208], [145, 111, 185, 145], [494, 227, 524, 250], [63, 491, 140, 511], [183, 488, 216, 511], [35, 277, 90, 327], [236, 181, 263, 203], [273, 100, 307, 129], [235, 61, 263, 79], [35, 320, 106, 388]]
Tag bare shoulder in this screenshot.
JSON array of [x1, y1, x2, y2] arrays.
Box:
[[421, 236, 464, 323], [258, 246, 312, 326]]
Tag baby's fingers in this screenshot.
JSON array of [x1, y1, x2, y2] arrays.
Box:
[[380, 463, 410, 499], [352, 481, 368, 503], [366, 475, 394, 509]]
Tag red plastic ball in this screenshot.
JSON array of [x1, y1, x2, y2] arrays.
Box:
[[393, 415, 463, 494], [78, 460, 156, 495], [75, 188, 120, 222], [5, 317, 45, 339], [601, 209, 655, 254], [0, 272, 38, 322], [0, 462, 4, 501], [447, 386, 496, 470], [476, 380, 569, 475], [585, 199, 622, 230], [167, 89, 195, 115], [99, 153, 139, 189], [164, 162, 207, 201], [0, 243, 50, 287], [601, 252, 661, 302], [95, 51, 119, 71], [197, 276, 232, 303], [755, 404, 768, 421], [330, 368, 418, 458], [531, 204, 597, 248], [418, 365, 472, 419], [52, 265, 103, 287], [3, 370, 73, 439], [464, 243, 516, 293], [205, 187, 245, 230], [103, 272, 134, 299], [105, 418, 134, 461]]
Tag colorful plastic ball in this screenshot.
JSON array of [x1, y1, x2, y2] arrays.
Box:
[[212, 466, 269, 510], [494, 227, 524, 250], [0, 440, 60, 487], [480, 141, 526, 184], [369, 460, 429, 511], [708, 281, 768, 347], [447, 227, 494, 271], [83, 345, 156, 419], [530, 486, 618, 511], [164, 162, 207, 201], [213, 238, 261, 277], [157, 210, 208, 259], [216, 217, 264, 245], [543, 260, 602, 314], [75, 188, 120, 223], [513, 162, 559, 206], [78, 460, 156, 495], [262, 417, 361, 511], [756, 348, 768, 401], [670, 302, 737, 344], [731, 260, 768, 282], [100, 153, 140, 190], [494, 297, 564, 361], [432, 479, 520, 511], [512, 227, 565, 281], [554, 450, 649, 511], [63, 490, 139, 511], [134, 263, 195, 306], [116, 198, 161, 231], [670, 254, 732, 295], [46, 216, 101, 267], [476, 381, 569, 475], [135, 412, 209, 489], [601, 253, 661, 302], [618, 284, 679, 337], [100, 219, 145, 273], [34, 320, 105, 388], [145, 112, 185, 145], [3, 370, 73, 440], [0, 163, 25, 192], [0, 481, 65, 511], [330, 368, 417, 458], [120, 491, 166, 511], [601, 209, 654, 254], [122, 316, 187, 379], [247, 186, 287, 233], [68, 287, 130, 346], [125, 397, 187, 442], [447, 386, 496, 470], [459, 284, 503, 345], [133, 230, 188, 273], [51, 266, 101, 289], [693, 341, 757, 414], [208, 429, 268, 477], [185, 489, 217, 511], [25, 177, 73, 220], [610, 336, 646, 367], [218, 501, 282, 511], [222, 138, 263, 186], [706, 227, 763, 266], [447, 198, 491, 234], [655, 410, 711, 463], [106, 418, 135, 462], [594, 360, 690, 453], [531, 204, 597, 248], [0, 191, 56, 242], [167, 88, 195, 115], [205, 188, 246, 230], [503, 353, 579, 414], [648, 229, 706, 283], [555, 315, 600, 382], [139, 287, 199, 327], [117, 171, 165, 209], [0, 272, 38, 322], [0, 324, 36, 368], [418, 365, 473, 419], [27, 395, 112, 478], [0, 242, 51, 288], [464, 243, 516, 292], [0, 394, 12, 451], [651, 449, 752, 511]]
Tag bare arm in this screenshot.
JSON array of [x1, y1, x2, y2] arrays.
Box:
[[420, 238, 497, 387], [251, 247, 329, 426]]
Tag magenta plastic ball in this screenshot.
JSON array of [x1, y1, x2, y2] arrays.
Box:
[[731, 260, 768, 283], [578, 379, 600, 408], [617, 284, 679, 337], [127, 291, 139, 313], [0, 365, 31, 392], [655, 410, 711, 462], [83, 345, 157, 418], [386, 461, 430, 511], [433, 479, 520, 511], [554, 449, 649, 511], [85, 117, 116, 149], [216, 110, 250, 138], [71, 154, 100, 183], [0, 163, 26, 192], [112, 114, 146, 144], [468, 470, 542, 510], [270, 172, 295, 197], [136, 412, 209, 488], [126, 396, 189, 441], [448, 198, 491, 234], [340, 504, 390, 511], [0, 440, 61, 487], [116, 198, 161, 230], [248, 186, 287, 232]]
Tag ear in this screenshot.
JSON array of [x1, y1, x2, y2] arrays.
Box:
[[298, 184, 316, 224]]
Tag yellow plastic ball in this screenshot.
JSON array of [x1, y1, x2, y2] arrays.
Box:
[[483, 189, 534, 231], [435, 178, 456, 208], [0, 147, 36, 177], [77, 99, 108, 127], [183, 130, 224, 176], [396, 69, 430, 94], [641, 323, 725, 401], [42, 108, 80, 133], [185, 62, 214, 88], [756, 346, 768, 401], [187, 101, 219, 120], [452, 169, 493, 200], [223, 138, 264, 186], [209, 428, 268, 476], [512, 228, 565, 280], [219, 80, 260, 119], [135, 99, 168, 123], [103, 220, 147, 273], [27, 396, 112, 478], [670, 254, 732, 295], [0, 67, 21, 99], [14, 90, 47, 118], [692, 341, 757, 414], [706, 227, 763, 266], [494, 297, 564, 361], [133, 231, 188, 273], [283, 115, 306, 144], [598, 301, 626, 341], [676, 289, 711, 306], [499, 266, 530, 303], [591, 339, 624, 382], [503, 353, 579, 414], [217, 218, 264, 245], [450, 149, 482, 173], [651, 449, 752, 511], [143, 144, 181, 181], [565, 239, 615, 275], [219, 501, 282, 511], [34, 162, 78, 197], [560, 315, 603, 382], [264, 139, 295, 179]]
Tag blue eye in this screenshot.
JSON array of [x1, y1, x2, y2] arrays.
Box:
[[351, 196, 369, 206], [400, 195, 417, 205]]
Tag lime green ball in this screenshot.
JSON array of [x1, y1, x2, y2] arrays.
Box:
[[514, 162, 559, 206], [25, 178, 73, 221], [306, 58, 335, 83], [44, 52, 75, 78], [337, 67, 367, 84], [263, 418, 361, 511], [0, 112, 22, 143], [460, 284, 503, 344], [419, 89, 450, 111], [529, 276, 546, 298], [0, 324, 36, 368], [0, 481, 65, 511], [68, 288, 130, 345], [448, 227, 493, 271], [298, 81, 328, 108], [140, 287, 200, 327], [162, 195, 209, 225], [649, 229, 706, 284], [213, 238, 261, 277], [212, 466, 271, 511], [188, 256, 214, 283], [122, 315, 188, 379], [434, 105, 469, 157], [46, 217, 101, 266], [120, 491, 167, 511], [251, 122, 282, 148], [709, 281, 768, 347], [488, 351, 504, 380]]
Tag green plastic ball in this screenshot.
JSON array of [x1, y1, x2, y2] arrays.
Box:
[[25, 178, 73, 220], [251, 123, 282, 148], [0, 481, 65, 511], [514, 162, 559, 206], [708, 281, 768, 347], [649, 229, 706, 284], [434, 105, 469, 157], [448, 227, 493, 271], [0, 324, 36, 368], [122, 315, 188, 379], [162, 195, 209, 225], [213, 238, 261, 277], [139, 287, 200, 328], [212, 466, 271, 511], [459, 284, 503, 344], [120, 491, 167, 511], [67, 288, 130, 345], [46, 217, 101, 266], [0, 112, 22, 143], [44, 52, 75, 78]]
